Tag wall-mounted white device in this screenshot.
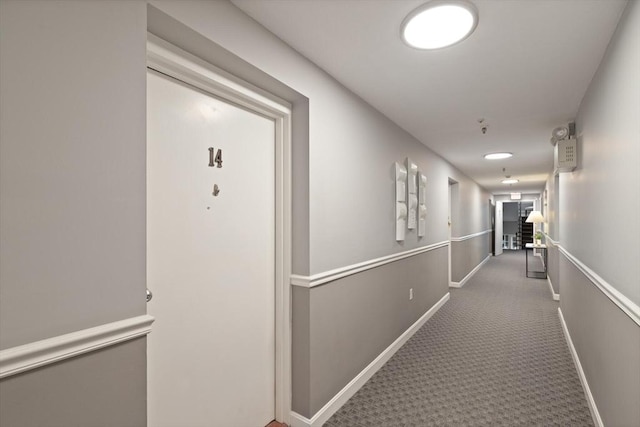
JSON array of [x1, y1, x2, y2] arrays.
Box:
[[395, 162, 408, 241], [550, 123, 577, 174], [554, 138, 577, 173], [418, 173, 427, 237], [406, 158, 418, 230]]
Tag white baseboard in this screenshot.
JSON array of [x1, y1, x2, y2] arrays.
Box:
[[558, 308, 602, 427], [290, 292, 451, 427], [547, 277, 560, 301], [450, 254, 490, 288], [0, 315, 154, 379]]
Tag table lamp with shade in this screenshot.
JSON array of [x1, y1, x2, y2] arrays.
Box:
[[525, 211, 545, 245]]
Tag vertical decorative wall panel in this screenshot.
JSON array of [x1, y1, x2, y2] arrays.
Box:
[[395, 162, 407, 241], [406, 158, 418, 230]]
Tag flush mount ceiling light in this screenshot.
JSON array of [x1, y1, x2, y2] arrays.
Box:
[[484, 152, 513, 160], [502, 178, 519, 184], [401, 1, 479, 49]]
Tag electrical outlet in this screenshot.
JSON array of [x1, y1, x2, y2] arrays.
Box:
[[409, 288, 414, 300]]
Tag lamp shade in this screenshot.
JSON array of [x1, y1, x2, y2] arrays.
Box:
[[525, 211, 545, 223]]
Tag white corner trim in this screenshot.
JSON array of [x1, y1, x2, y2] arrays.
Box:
[[290, 241, 449, 288], [547, 276, 560, 301], [450, 229, 492, 242], [0, 315, 155, 379], [450, 254, 490, 288], [543, 233, 560, 247], [558, 308, 603, 427], [289, 411, 312, 427], [290, 293, 450, 427], [558, 246, 640, 326], [147, 34, 291, 117]]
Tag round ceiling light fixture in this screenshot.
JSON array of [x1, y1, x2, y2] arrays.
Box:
[[484, 152, 513, 160], [401, 1, 479, 50], [502, 178, 519, 184]]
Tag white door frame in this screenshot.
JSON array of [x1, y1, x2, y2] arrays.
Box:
[[448, 182, 452, 286], [146, 34, 293, 424], [447, 179, 457, 286], [495, 201, 504, 256]]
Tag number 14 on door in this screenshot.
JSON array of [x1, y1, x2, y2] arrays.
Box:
[[208, 147, 223, 168]]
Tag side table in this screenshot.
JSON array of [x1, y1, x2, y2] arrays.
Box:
[[525, 243, 547, 279]]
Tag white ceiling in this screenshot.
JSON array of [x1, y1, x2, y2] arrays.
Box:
[[232, 0, 627, 194]]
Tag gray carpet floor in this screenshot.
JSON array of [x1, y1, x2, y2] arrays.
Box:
[[324, 251, 593, 426]]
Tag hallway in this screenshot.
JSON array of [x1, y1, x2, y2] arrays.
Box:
[[1, 2, 638, 425], [325, 252, 592, 426]]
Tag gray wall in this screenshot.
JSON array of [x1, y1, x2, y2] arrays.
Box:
[[549, 1, 640, 425], [450, 176, 491, 239], [560, 256, 639, 426], [293, 247, 448, 417], [503, 202, 519, 221], [291, 287, 312, 416], [0, 0, 147, 350], [0, 1, 148, 425], [451, 234, 491, 283], [449, 178, 491, 284], [503, 221, 518, 235], [0, 338, 147, 427], [544, 173, 560, 295], [546, 242, 560, 295], [502, 202, 533, 236], [544, 173, 560, 241], [562, 0, 639, 307]]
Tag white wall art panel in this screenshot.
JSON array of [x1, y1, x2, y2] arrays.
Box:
[[406, 158, 418, 230], [394, 162, 407, 241]]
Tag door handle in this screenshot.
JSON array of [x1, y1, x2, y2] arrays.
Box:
[[146, 288, 153, 303]]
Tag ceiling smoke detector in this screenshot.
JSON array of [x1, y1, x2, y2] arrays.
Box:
[[477, 118, 488, 134], [501, 170, 518, 184]]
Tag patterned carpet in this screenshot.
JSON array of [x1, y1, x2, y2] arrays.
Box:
[[324, 251, 593, 426]]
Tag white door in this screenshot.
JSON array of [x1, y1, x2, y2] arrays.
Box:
[[495, 201, 504, 256], [147, 69, 276, 427]]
